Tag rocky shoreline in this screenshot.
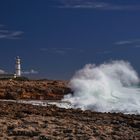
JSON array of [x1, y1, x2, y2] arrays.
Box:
[[0, 80, 71, 100], [0, 101, 139, 140], [0, 80, 139, 139]]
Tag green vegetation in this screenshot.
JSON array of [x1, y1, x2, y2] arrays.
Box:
[[14, 76, 29, 81]]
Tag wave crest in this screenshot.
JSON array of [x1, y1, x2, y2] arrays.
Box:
[[63, 60, 140, 114]]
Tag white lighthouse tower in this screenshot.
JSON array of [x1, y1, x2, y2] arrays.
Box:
[[15, 56, 21, 77]]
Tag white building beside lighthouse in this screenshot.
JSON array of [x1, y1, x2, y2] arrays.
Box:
[[15, 56, 21, 77]]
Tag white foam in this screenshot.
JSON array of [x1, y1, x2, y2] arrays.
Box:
[[63, 60, 140, 114]]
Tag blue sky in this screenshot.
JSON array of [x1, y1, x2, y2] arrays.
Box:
[[0, 0, 140, 79]]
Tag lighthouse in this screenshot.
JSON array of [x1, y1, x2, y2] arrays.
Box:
[[15, 56, 21, 77]]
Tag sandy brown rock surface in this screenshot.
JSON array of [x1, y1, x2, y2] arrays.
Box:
[[0, 80, 71, 100], [0, 101, 139, 140]]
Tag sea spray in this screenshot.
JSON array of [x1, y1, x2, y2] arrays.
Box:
[[63, 60, 140, 114]]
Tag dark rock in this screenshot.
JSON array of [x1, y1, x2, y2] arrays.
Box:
[[63, 129, 73, 134], [39, 135, 51, 140]]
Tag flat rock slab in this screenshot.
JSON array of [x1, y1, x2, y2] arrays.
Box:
[[0, 101, 139, 140]]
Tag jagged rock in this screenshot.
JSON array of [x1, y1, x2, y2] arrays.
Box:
[[0, 100, 139, 140], [0, 80, 71, 100]]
